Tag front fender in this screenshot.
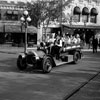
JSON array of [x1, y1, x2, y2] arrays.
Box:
[[43, 54, 56, 67]]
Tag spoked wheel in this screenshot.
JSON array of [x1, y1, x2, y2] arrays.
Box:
[[17, 56, 27, 70], [42, 56, 53, 73], [73, 52, 80, 64]]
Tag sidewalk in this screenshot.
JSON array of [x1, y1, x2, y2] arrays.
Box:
[[0, 44, 100, 54], [0, 44, 37, 54], [0, 46, 24, 54]]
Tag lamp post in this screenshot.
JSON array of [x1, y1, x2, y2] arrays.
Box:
[[20, 10, 31, 54]]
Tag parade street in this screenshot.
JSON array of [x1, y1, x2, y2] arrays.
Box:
[[0, 51, 100, 100]]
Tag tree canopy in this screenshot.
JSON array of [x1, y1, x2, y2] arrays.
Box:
[[27, 0, 73, 27]]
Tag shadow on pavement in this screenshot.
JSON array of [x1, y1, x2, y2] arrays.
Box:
[[0, 57, 45, 74]]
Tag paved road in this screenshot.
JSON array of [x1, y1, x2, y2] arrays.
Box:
[[69, 73, 100, 100], [0, 52, 100, 100]]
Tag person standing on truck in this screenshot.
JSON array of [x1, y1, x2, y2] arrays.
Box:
[[76, 34, 81, 44], [47, 33, 56, 54], [51, 34, 62, 59], [71, 35, 77, 44], [65, 34, 71, 46], [55, 35, 63, 59], [61, 33, 66, 47]]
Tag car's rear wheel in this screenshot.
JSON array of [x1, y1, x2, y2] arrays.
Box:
[[73, 51, 80, 64], [17, 56, 27, 70], [42, 56, 53, 73]]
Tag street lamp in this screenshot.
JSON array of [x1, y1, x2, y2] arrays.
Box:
[[20, 10, 31, 54]]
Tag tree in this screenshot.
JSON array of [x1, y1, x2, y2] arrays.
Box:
[[27, 0, 65, 40], [27, 0, 73, 40], [27, 0, 65, 27]]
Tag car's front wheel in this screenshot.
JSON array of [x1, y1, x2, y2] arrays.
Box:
[[17, 56, 27, 70], [42, 56, 53, 73]]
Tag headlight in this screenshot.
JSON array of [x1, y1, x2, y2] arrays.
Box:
[[36, 56, 39, 60]]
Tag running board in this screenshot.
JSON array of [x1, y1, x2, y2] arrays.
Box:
[[54, 55, 74, 66]]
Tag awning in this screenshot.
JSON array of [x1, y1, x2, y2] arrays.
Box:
[[27, 26, 37, 34], [90, 8, 98, 15], [5, 24, 37, 34], [13, 11, 18, 15], [62, 24, 100, 30], [73, 6, 81, 14], [6, 10, 13, 14], [22, 26, 37, 34], [82, 7, 89, 15], [5, 24, 21, 33]]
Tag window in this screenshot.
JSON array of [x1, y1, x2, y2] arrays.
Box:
[[82, 15, 89, 22], [6, 10, 18, 21], [6, 14, 12, 20], [6, 10, 13, 20], [90, 16, 97, 23], [73, 6, 81, 22], [12, 15, 18, 20], [12, 11, 18, 20], [73, 15, 80, 22], [82, 7, 89, 22], [90, 8, 98, 23]]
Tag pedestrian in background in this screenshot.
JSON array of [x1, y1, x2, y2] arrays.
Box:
[[98, 38, 100, 49], [88, 37, 93, 49], [92, 36, 98, 53]]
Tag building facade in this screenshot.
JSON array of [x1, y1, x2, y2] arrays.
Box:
[[39, 0, 100, 45], [63, 0, 100, 25], [62, 0, 100, 43]]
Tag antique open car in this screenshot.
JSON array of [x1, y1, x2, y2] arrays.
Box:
[[17, 41, 82, 73]]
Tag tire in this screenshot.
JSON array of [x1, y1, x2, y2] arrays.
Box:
[[73, 52, 80, 64], [17, 56, 27, 70], [42, 56, 53, 73]]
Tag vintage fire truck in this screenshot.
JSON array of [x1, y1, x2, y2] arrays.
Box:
[[17, 24, 83, 73]]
